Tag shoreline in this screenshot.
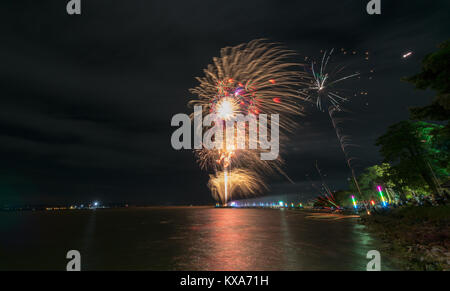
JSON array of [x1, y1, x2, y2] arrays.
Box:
[[360, 205, 450, 270]]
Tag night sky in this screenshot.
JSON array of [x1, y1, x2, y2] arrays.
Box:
[[0, 1, 448, 206]]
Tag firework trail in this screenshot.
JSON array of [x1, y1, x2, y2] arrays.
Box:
[[315, 160, 334, 197], [189, 39, 310, 204], [328, 107, 362, 196], [308, 163, 341, 209], [301, 49, 363, 197], [315, 193, 340, 209]]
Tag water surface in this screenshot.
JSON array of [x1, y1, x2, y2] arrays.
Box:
[[0, 207, 396, 270]]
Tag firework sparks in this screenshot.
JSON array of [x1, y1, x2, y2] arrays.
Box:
[[215, 97, 238, 121], [299, 48, 359, 111], [301, 49, 363, 197], [208, 169, 267, 204], [189, 39, 309, 204], [328, 107, 362, 196]]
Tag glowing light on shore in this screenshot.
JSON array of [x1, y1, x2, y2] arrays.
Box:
[[377, 185, 388, 207], [351, 195, 357, 209]]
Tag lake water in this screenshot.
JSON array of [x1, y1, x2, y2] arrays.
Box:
[[0, 207, 397, 270]]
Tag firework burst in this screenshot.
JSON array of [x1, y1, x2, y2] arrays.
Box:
[[302, 49, 363, 197], [299, 48, 359, 111], [208, 169, 268, 204], [189, 39, 309, 203]]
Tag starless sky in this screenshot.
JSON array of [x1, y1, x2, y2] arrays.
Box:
[[0, 1, 448, 205]]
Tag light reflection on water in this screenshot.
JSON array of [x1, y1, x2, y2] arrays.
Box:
[[172, 208, 395, 270], [0, 207, 396, 270]]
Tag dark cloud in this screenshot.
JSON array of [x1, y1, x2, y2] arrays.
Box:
[[0, 0, 448, 205]]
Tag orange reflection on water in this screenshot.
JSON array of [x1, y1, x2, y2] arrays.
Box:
[[183, 208, 280, 271], [175, 208, 380, 271]]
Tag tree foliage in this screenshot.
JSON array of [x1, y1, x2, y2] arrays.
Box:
[[349, 163, 392, 199], [405, 40, 450, 123], [375, 120, 448, 197]]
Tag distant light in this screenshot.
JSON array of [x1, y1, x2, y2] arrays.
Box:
[[94, 202, 99, 207], [278, 201, 284, 207], [402, 51, 413, 59]]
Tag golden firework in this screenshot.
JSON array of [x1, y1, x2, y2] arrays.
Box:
[[189, 39, 310, 203]]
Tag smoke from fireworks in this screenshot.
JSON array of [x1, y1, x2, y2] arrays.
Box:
[[189, 39, 309, 203]]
